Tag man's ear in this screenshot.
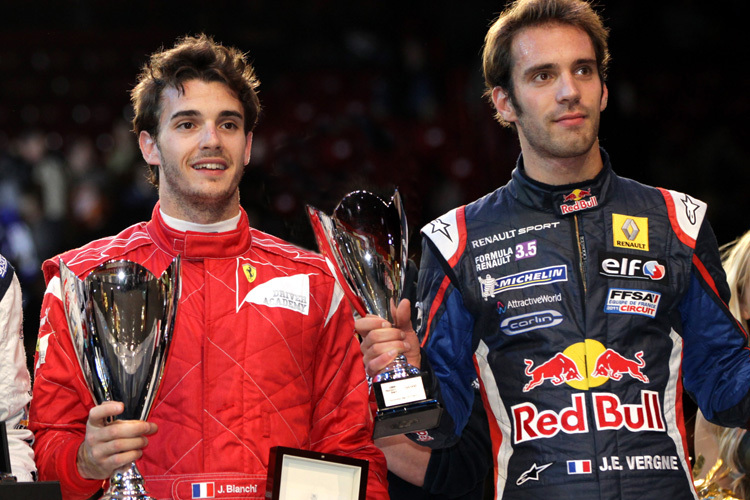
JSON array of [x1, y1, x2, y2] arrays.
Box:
[[243, 131, 253, 166], [492, 86, 517, 123], [600, 83, 609, 112], [139, 131, 160, 165]]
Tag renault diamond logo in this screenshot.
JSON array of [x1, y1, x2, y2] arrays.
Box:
[[621, 219, 640, 241]]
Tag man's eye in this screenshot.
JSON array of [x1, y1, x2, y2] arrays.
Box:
[[221, 122, 238, 129], [577, 66, 593, 76], [177, 122, 194, 130], [535, 73, 550, 82]]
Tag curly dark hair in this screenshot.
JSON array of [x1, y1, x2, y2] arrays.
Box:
[[130, 33, 261, 185]]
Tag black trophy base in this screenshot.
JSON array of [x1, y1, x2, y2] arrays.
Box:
[[373, 399, 442, 439]]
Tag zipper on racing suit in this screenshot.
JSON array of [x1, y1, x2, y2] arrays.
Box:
[[573, 214, 588, 295], [573, 213, 590, 381]]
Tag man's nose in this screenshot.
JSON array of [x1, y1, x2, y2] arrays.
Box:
[[557, 72, 581, 104], [199, 124, 221, 149]]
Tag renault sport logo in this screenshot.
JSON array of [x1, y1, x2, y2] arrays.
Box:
[[479, 265, 567, 299], [501, 310, 563, 335]]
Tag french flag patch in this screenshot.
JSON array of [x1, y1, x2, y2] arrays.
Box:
[[567, 460, 592, 474], [192, 482, 215, 498]]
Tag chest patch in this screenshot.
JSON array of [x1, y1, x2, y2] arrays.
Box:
[[242, 274, 310, 315]]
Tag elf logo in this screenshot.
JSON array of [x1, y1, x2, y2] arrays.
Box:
[[599, 252, 667, 282]]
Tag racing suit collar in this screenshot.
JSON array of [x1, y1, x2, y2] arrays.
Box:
[[510, 148, 613, 216], [147, 202, 253, 259]]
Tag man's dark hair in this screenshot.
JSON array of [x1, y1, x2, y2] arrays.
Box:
[[131, 33, 261, 185], [482, 0, 610, 127]]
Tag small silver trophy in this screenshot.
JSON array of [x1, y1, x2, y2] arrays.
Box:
[[60, 257, 181, 500], [307, 190, 441, 439]]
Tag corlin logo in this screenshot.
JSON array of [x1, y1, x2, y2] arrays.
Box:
[[500, 309, 563, 336]]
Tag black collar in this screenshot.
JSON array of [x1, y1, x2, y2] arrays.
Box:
[[509, 148, 614, 216]]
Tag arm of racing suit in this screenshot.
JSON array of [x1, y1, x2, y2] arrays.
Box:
[[0, 259, 36, 482], [420, 388, 493, 497], [408, 235, 479, 449], [678, 218, 750, 428], [309, 281, 389, 499], [28, 269, 104, 499]]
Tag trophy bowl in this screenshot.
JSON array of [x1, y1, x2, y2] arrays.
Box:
[[60, 257, 181, 500], [307, 190, 441, 439]]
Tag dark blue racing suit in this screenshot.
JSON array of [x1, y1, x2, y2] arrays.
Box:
[[411, 149, 750, 499]]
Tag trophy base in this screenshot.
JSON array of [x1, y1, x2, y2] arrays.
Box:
[[102, 463, 154, 500], [373, 399, 442, 439]]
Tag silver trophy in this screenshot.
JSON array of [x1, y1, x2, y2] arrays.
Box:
[[60, 257, 181, 500], [307, 190, 441, 439]]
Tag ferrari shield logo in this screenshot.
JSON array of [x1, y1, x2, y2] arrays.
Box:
[[243, 264, 257, 283]]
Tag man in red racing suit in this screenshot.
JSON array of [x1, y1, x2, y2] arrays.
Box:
[[29, 34, 387, 500]]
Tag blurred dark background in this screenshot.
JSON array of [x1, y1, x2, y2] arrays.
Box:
[[2, 1, 749, 371]]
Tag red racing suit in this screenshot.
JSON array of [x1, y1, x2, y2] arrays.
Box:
[[29, 204, 388, 500], [411, 149, 750, 499]]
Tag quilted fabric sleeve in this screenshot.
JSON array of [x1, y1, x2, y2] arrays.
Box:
[[308, 280, 389, 499], [679, 220, 750, 428], [0, 259, 36, 481], [28, 269, 104, 499]]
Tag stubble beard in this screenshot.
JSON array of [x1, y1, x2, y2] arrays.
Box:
[[518, 108, 600, 161], [158, 155, 243, 218], [511, 92, 601, 160]]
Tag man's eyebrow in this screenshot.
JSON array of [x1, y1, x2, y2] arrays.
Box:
[[523, 63, 557, 79], [219, 110, 244, 120], [169, 110, 199, 121], [522, 58, 597, 79], [574, 58, 597, 67], [168, 110, 244, 121]]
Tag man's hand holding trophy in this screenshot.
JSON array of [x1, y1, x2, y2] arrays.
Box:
[[307, 190, 441, 439], [60, 257, 180, 500]]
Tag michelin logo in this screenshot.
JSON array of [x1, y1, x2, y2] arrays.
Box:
[[479, 265, 567, 299]]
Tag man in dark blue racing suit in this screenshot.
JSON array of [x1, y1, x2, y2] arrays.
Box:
[[357, 0, 750, 498]]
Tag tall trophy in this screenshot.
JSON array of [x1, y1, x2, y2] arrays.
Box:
[[307, 190, 441, 439], [59, 257, 181, 500]]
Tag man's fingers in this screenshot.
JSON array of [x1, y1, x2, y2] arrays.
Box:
[[87, 448, 145, 474], [395, 299, 414, 332], [79, 418, 157, 480], [88, 402, 125, 427], [98, 420, 158, 441], [361, 326, 405, 348], [366, 350, 401, 378], [354, 315, 389, 338]]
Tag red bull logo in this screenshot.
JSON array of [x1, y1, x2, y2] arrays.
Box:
[[592, 349, 649, 383], [562, 188, 592, 202], [523, 353, 583, 392], [512, 390, 665, 443], [560, 189, 598, 215], [521, 340, 649, 391]]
